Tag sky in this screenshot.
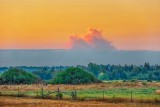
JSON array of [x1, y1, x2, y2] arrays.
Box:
[[0, 0, 160, 50]]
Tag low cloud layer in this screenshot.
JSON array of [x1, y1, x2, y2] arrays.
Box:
[[68, 29, 116, 50]]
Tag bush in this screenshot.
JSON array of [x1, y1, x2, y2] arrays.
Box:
[[147, 79, 152, 82], [52, 67, 98, 85], [0, 68, 41, 84], [56, 93, 63, 99], [130, 79, 138, 82], [122, 80, 127, 82]]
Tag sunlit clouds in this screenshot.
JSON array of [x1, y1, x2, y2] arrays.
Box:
[[68, 28, 116, 50], [0, 0, 160, 50]]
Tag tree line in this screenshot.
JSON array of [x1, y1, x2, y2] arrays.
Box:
[[0, 62, 160, 85], [81, 62, 160, 81], [23, 62, 160, 81]]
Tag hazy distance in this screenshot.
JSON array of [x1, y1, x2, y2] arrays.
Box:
[[0, 50, 160, 67]]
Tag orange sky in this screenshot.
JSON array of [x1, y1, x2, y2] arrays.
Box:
[[0, 0, 160, 50]]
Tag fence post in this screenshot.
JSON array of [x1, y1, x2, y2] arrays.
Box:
[[72, 90, 77, 100], [112, 89, 115, 102], [36, 91, 38, 97], [18, 87, 20, 97], [114, 89, 115, 98], [41, 87, 44, 99], [57, 87, 60, 100], [103, 91, 104, 100], [75, 90, 77, 100], [131, 91, 133, 102]]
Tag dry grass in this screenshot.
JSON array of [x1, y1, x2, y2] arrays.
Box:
[[0, 82, 160, 105], [156, 90, 160, 95], [0, 96, 159, 107], [0, 81, 160, 92]]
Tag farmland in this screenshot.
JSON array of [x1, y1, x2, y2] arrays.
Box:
[[0, 81, 160, 106], [0, 69, 160, 106], [0, 96, 160, 107]]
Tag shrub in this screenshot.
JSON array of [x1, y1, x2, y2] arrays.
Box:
[[52, 67, 98, 84], [130, 79, 138, 82], [56, 93, 63, 99], [147, 79, 152, 82], [142, 81, 147, 86], [0, 68, 41, 84]]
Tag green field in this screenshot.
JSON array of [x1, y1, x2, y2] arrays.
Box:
[[0, 84, 160, 103]]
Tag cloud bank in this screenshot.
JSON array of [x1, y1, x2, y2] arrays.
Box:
[[68, 29, 116, 51]]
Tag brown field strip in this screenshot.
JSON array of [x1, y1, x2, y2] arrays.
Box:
[[0, 96, 160, 107]]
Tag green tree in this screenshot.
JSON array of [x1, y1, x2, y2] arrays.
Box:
[[98, 72, 108, 81], [0, 68, 41, 84], [52, 67, 98, 85], [88, 63, 100, 77]]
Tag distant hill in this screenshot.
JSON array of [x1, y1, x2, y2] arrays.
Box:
[[0, 68, 41, 84]]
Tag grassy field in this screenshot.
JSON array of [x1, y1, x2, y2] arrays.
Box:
[[0, 96, 160, 107], [0, 81, 160, 105]]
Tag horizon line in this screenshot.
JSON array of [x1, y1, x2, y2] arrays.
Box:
[[0, 49, 160, 52]]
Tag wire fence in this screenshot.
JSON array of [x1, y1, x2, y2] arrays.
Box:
[[0, 86, 160, 103]]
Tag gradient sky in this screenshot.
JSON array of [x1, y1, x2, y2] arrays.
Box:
[[0, 0, 160, 50]]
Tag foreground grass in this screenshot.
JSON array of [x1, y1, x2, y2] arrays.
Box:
[[0, 82, 160, 103], [1, 87, 160, 99], [77, 87, 160, 100], [0, 96, 160, 107]]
